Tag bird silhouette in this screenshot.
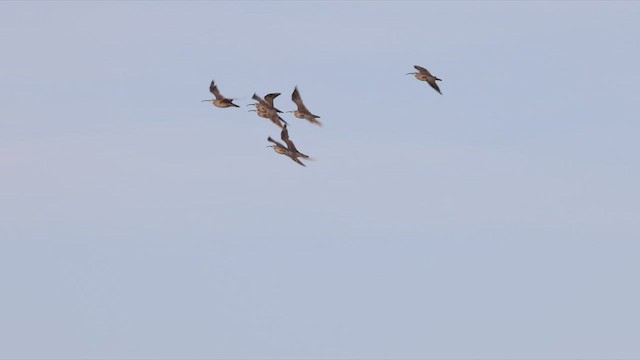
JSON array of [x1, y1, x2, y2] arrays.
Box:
[[287, 86, 322, 126], [267, 124, 309, 166], [202, 80, 240, 107], [406, 65, 442, 94]]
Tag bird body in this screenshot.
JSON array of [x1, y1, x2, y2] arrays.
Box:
[[406, 65, 442, 94], [288, 86, 322, 126], [202, 80, 239, 107]]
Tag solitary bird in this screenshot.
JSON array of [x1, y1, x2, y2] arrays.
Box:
[[250, 93, 287, 129], [202, 80, 239, 107], [287, 86, 321, 126], [267, 124, 309, 167], [406, 65, 442, 94]]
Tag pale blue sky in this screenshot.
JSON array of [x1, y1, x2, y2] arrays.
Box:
[[1, 2, 639, 359]]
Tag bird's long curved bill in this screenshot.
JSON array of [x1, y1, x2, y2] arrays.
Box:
[[405, 73, 413, 75], [201, 100, 210, 102]]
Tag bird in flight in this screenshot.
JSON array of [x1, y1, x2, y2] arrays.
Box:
[[267, 124, 310, 167], [287, 86, 321, 126], [202, 80, 240, 107], [250, 93, 287, 129], [406, 65, 442, 94]]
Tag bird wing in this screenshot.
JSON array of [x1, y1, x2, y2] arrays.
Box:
[[267, 136, 287, 149], [280, 124, 290, 142], [414, 65, 432, 76], [269, 113, 287, 128], [221, 98, 239, 107], [252, 93, 267, 105], [209, 81, 224, 100], [280, 125, 299, 152], [427, 78, 442, 94], [264, 93, 281, 106], [254, 93, 281, 112], [291, 156, 306, 166], [265, 93, 283, 112], [284, 136, 301, 155], [291, 87, 311, 113]]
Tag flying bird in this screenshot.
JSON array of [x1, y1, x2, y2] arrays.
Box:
[[287, 86, 321, 126], [249, 93, 287, 129], [202, 80, 240, 107], [267, 124, 309, 167], [406, 65, 442, 94]]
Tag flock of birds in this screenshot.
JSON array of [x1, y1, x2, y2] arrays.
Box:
[[203, 64, 443, 166]]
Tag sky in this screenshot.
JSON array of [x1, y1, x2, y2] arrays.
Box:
[[1, 1, 640, 359]]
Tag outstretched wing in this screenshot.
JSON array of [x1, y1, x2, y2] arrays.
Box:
[[265, 93, 283, 112], [267, 136, 287, 149], [427, 78, 442, 94], [280, 125, 298, 152], [254, 93, 281, 113], [252, 93, 267, 105], [221, 98, 239, 107], [268, 113, 286, 129], [291, 86, 311, 113], [264, 93, 281, 106], [280, 124, 290, 142], [414, 65, 432, 76], [291, 156, 306, 167], [209, 80, 224, 100]]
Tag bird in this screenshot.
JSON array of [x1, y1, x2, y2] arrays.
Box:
[[202, 80, 240, 107], [406, 65, 442, 94], [267, 124, 309, 167], [249, 93, 287, 129], [287, 86, 322, 126]]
